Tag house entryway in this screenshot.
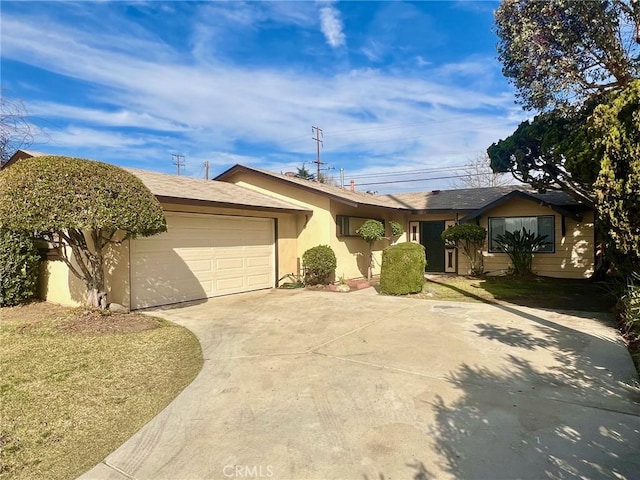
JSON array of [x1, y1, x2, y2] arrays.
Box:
[[409, 220, 457, 273], [421, 221, 445, 272]]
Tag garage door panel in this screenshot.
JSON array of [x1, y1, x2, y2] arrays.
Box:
[[246, 255, 270, 267], [247, 274, 271, 287], [131, 213, 275, 309], [216, 257, 244, 270], [216, 277, 245, 292]]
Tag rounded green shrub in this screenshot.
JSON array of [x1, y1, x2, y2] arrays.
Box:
[[302, 245, 337, 285], [380, 242, 426, 295], [390, 221, 404, 238], [0, 228, 41, 307], [357, 219, 385, 243]]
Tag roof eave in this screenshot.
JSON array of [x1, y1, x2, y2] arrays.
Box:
[[459, 191, 584, 223], [156, 195, 312, 215], [215, 164, 404, 211]]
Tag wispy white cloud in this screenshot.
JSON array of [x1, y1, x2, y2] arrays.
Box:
[[318, 2, 346, 48], [28, 102, 188, 132], [2, 6, 525, 189]]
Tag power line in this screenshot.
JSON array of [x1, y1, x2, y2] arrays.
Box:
[[355, 171, 505, 187], [277, 114, 520, 146], [347, 165, 466, 180]]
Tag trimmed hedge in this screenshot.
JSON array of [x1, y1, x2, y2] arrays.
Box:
[[0, 228, 41, 307], [380, 242, 426, 295], [302, 245, 337, 285]]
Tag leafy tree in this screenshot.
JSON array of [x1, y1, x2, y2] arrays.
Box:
[[451, 154, 513, 189], [0, 156, 167, 308], [356, 219, 385, 280], [491, 0, 640, 202], [389, 221, 404, 239], [441, 224, 486, 276], [591, 80, 640, 272], [295, 164, 315, 181], [487, 104, 599, 202], [0, 228, 40, 306], [495, 0, 640, 112]]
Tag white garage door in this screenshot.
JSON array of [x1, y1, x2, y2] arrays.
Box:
[[130, 212, 275, 309]]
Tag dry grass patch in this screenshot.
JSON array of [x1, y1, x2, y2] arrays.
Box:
[[0, 302, 203, 480]]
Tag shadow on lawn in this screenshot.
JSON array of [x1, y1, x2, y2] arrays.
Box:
[[428, 276, 616, 313], [429, 300, 640, 479]]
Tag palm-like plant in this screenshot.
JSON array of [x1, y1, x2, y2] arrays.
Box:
[[295, 165, 315, 181], [494, 228, 550, 276]]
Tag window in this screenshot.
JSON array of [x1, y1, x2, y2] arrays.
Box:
[[489, 216, 555, 253], [336, 216, 384, 237]]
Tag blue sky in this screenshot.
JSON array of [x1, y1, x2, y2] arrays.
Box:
[[1, 0, 526, 192]]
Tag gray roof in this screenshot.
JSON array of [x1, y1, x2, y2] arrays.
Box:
[[126, 168, 311, 214], [378, 185, 588, 212], [214, 164, 408, 210]]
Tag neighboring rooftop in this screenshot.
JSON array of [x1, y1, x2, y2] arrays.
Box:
[[1, 149, 51, 169], [125, 168, 311, 214]]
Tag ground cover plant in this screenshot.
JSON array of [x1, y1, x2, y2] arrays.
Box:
[[0, 302, 203, 480]]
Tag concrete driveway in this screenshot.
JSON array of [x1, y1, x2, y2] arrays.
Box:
[[80, 288, 640, 480]]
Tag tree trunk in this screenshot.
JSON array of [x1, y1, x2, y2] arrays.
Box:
[[86, 242, 107, 309]]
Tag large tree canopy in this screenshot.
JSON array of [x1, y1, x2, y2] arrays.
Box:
[[592, 80, 640, 271], [0, 156, 167, 307], [495, 0, 640, 111], [487, 102, 600, 202]]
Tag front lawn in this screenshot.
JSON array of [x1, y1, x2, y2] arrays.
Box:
[[0, 302, 203, 480], [416, 275, 616, 312]]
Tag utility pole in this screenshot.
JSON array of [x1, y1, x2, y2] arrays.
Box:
[[204, 160, 209, 180], [172, 154, 185, 176], [311, 126, 323, 183]]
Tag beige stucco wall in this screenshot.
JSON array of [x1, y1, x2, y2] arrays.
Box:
[[225, 171, 409, 280], [38, 202, 302, 308], [330, 201, 407, 279], [449, 199, 594, 278], [38, 240, 130, 307], [404, 200, 594, 279]]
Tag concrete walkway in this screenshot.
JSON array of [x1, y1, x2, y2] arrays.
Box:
[[79, 288, 640, 480]]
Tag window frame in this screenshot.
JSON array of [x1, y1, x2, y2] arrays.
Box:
[[488, 215, 555, 254], [336, 215, 385, 237]]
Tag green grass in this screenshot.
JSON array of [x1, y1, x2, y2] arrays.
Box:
[[0, 303, 203, 480], [412, 275, 616, 312]]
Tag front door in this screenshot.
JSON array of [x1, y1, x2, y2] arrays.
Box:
[[421, 221, 445, 272]]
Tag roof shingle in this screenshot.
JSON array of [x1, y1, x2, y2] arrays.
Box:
[[126, 168, 311, 213]]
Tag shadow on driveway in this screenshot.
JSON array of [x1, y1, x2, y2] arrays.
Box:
[[78, 288, 640, 480]]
